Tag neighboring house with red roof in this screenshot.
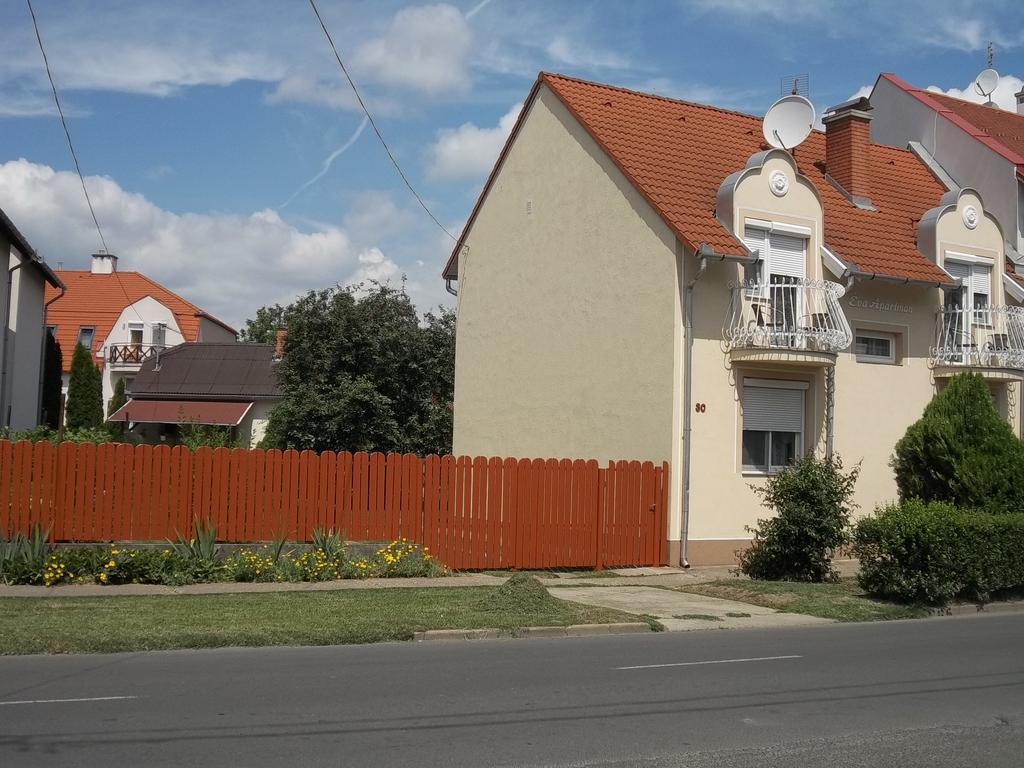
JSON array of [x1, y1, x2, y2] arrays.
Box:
[[870, 73, 1024, 263], [1, 206, 63, 430], [445, 72, 1024, 565], [44, 253, 236, 419]]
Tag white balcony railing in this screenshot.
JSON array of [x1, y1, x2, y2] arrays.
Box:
[[724, 278, 853, 354], [932, 305, 1024, 370], [106, 343, 164, 366]]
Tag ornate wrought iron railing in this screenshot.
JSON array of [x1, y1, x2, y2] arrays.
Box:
[[932, 305, 1024, 370], [724, 278, 852, 353]]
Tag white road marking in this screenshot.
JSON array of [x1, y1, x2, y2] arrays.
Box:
[[0, 695, 138, 706], [615, 654, 802, 670]]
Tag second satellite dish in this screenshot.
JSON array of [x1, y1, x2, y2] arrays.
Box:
[[974, 68, 999, 101], [763, 95, 815, 150]]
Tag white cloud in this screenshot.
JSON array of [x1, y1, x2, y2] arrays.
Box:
[[0, 159, 401, 327], [925, 73, 1024, 113], [352, 4, 474, 96], [343, 191, 419, 246], [545, 36, 630, 70], [427, 102, 521, 180]]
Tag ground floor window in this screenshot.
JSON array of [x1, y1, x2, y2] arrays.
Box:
[[741, 378, 806, 473], [854, 330, 897, 364]]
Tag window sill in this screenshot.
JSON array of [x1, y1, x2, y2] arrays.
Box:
[[855, 356, 898, 365]]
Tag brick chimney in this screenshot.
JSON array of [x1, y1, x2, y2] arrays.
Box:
[[1016, 88, 1024, 116], [90, 252, 118, 274], [822, 96, 874, 206], [274, 328, 287, 360]]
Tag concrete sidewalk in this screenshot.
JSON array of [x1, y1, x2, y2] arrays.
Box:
[[0, 561, 858, 598]]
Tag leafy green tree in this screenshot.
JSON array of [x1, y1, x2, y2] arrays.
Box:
[[64, 343, 103, 431], [239, 304, 286, 344], [40, 332, 62, 430], [892, 372, 1024, 512], [106, 378, 127, 440], [261, 282, 454, 455]]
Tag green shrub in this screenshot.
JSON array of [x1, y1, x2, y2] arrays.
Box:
[[853, 500, 1024, 604], [738, 455, 859, 582], [892, 372, 1024, 512]]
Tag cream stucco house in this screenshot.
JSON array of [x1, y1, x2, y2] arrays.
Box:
[[444, 72, 1024, 565]]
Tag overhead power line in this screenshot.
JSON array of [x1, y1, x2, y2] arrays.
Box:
[[306, 0, 457, 242], [26, 0, 108, 255], [27, 0, 150, 334]]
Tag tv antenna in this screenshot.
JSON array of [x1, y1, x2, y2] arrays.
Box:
[[780, 74, 809, 98], [762, 94, 815, 151]]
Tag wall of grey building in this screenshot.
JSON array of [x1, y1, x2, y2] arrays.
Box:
[[8, 262, 45, 430], [870, 76, 1023, 254]]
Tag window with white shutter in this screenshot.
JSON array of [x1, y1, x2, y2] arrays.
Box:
[[741, 226, 807, 284], [970, 264, 991, 325], [741, 379, 806, 473]]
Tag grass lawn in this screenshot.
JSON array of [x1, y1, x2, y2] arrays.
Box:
[[0, 579, 641, 655], [676, 578, 928, 622]]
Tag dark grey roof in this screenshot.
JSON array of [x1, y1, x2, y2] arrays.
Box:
[[129, 343, 282, 399], [0, 206, 64, 289]]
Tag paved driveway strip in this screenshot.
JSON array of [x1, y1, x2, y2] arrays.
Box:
[[550, 585, 833, 631]]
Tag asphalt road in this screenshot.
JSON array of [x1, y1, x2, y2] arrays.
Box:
[[1, 613, 1023, 767]]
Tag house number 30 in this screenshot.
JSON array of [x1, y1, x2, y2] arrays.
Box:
[[694, 403, 707, 413]]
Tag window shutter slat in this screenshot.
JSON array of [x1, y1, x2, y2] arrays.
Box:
[[743, 386, 803, 432], [742, 227, 766, 258], [768, 232, 805, 279], [945, 261, 970, 281], [971, 264, 990, 298]]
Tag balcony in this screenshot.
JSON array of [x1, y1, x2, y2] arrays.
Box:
[[724, 278, 852, 366], [932, 306, 1024, 379], [106, 344, 164, 367]]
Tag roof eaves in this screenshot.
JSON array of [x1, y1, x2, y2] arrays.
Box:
[[537, 72, 705, 256], [442, 77, 542, 280], [0, 207, 64, 289]]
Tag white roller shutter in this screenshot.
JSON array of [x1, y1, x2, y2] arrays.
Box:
[[743, 385, 804, 432], [944, 260, 970, 282], [970, 264, 991, 303], [768, 232, 806, 280], [742, 226, 767, 258]]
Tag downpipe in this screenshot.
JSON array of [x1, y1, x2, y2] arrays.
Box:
[[680, 255, 707, 569]]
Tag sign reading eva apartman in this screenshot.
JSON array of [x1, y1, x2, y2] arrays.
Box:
[[847, 296, 914, 314]]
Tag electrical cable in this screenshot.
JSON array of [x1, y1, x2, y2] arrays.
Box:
[[306, 0, 457, 242]]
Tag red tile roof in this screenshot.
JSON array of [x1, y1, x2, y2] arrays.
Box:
[[445, 72, 951, 285], [107, 399, 252, 426], [879, 74, 1024, 172], [44, 271, 236, 373]]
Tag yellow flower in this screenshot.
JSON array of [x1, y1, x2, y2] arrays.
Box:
[[99, 573, 108, 582], [106, 560, 116, 568]]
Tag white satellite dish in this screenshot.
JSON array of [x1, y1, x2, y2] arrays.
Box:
[[974, 68, 999, 100], [762, 94, 815, 150]]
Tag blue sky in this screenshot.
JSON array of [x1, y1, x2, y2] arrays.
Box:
[[1, 0, 1022, 327]]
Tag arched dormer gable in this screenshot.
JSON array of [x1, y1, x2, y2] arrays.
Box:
[[716, 149, 824, 280], [918, 188, 1004, 269]]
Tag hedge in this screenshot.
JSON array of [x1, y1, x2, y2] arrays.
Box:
[[852, 500, 1024, 604]]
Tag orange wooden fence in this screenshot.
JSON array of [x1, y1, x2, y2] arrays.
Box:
[[0, 440, 669, 569]]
